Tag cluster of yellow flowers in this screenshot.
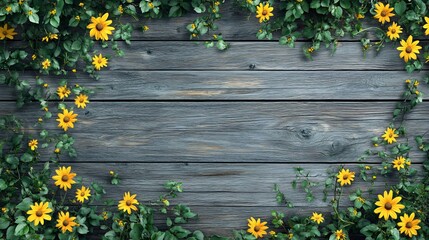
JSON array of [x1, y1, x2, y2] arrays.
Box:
[[373, 3, 426, 63], [374, 190, 421, 237]]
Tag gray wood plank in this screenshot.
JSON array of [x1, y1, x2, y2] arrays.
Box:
[[0, 71, 422, 101], [3, 102, 427, 163], [59, 162, 422, 235], [103, 41, 414, 70]]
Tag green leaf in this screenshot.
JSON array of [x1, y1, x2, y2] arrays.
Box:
[[14, 223, 29, 236], [0, 179, 6, 190], [0, 217, 10, 230], [390, 228, 400, 240], [193, 230, 204, 240], [20, 153, 33, 162], [29, 13, 39, 24], [16, 198, 33, 211], [394, 1, 407, 15]]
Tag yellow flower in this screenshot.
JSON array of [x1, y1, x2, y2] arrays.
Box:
[[54, 148, 60, 153], [269, 230, 276, 236], [50, 9, 57, 15], [357, 197, 365, 203], [27, 202, 52, 226], [117, 219, 124, 227], [405, 79, 411, 84], [38, 118, 43, 122], [256, 3, 274, 23], [102, 211, 108, 220], [382, 127, 398, 144], [365, 165, 371, 170], [386, 22, 402, 40], [76, 186, 91, 203], [374, 190, 405, 220], [57, 85, 71, 99], [356, 13, 365, 19], [118, 192, 139, 214], [75, 16, 80, 21], [392, 156, 406, 171], [41, 59, 51, 69], [42, 36, 50, 42], [74, 94, 89, 109], [56, 109, 78, 131], [79, 2, 84, 7], [143, 25, 149, 31], [0, 24, 17, 40], [92, 54, 108, 70], [335, 229, 346, 240], [28, 139, 38, 151], [247, 217, 268, 238], [118, 5, 124, 14], [56, 211, 77, 233], [148, 2, 154, 8], [247, 0, 253, 4], [49, 33, 58, 40], [87, 13, 115, 41], [372, 175, 377, 180], [109, 170, 115, 175], [336, 168, 355, 186], [52, 166, 77, 191], [310, 212, 324, 224], [423, 17, 429, 35], [414, 80, 419, 86], [374, 2, 394, 24], [398, 213, 421, 237], [1, 207, 7, 213], [43, 83, 48, 88], [27, 10, 32, 15], [32, 54, 37, 60], [397, 35, 422, 62], [5, 6, 12, 12]]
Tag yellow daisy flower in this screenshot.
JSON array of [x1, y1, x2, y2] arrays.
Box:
[[423, 17, 429, 35], [336, 168, 355, 186], [118, 192, 139, 214], [397, 35, 422, 62], [5, 6, 12, 12], [310, 212, 324, 224], [28, 139, 38, 151], [374, 2, 395, 24], [92, 54, 108, 70], [0, 24, 17, 40], [26, 202, 52, 226], [75, 94, 89, 109], [56, 109, 78, 131], [247, 217, 269, 238], [374, 190, 405, 220], [41, 59, 51, 69], [382, 127, 398, 144], [76, 186, 91, 203], [87, 13, 115, 41], [56, 211, 77, 233], [392, 156, 406, 171], [335, 229, 346, 240], [255, 3, 274, 23], [52, 166, 76, 191], [57, 85, 71, 99], [397, 213, 421, 238], [386, 22, 402, 40]]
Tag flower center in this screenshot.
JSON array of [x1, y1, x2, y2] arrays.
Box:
[[126, 200, 132, 206], [381, 10, 387, 17], [36, 210, 43, 217], [391, 29, 396, 34], [98, 59, 103, 64], [406, 222, 413, 228], [81, 192, 86, 196], [96, 23, 104, 31], [63, 220, 69, 226], [254, 225, 260, 232], [406, 46, 413, 54], [2, 31, 7, 35], [342, 175, 348, 180], [62, 175, 69, 182], [262, 10, 267, 15], [384, 202, 392, 210], [63, 116, 70, 123]]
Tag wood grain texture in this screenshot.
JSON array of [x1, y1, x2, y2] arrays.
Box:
[[102, 41, 416, 71], [58, 162, 422, 235], [0, 71, 423, 101], [2, 102, 428, 163]]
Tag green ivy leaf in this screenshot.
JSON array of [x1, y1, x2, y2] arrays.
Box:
[[394, 1, 407, 15]]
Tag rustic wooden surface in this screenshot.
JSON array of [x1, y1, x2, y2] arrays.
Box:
[[1, 3, 427, 236]]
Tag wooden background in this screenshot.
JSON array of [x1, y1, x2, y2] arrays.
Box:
[[2, 3, 429, 236]]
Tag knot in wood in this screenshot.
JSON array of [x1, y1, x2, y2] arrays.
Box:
[[249, 64, 256, 70], [300, 128, 312, 139]]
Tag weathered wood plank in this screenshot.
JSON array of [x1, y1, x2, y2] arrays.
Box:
[[0, 71, 422, 101], [58, 162, 422, 235], [3, 102, 427, 163], [103, 41, 414, 70]]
